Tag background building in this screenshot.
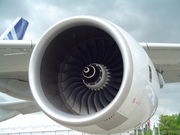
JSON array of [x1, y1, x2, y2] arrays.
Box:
[[0, 113, 132, 135]]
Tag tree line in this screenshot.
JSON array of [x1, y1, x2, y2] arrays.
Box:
[[159, 114, 180, 135]]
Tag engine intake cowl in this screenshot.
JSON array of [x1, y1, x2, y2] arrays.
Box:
[[29, 16, 159, 134]]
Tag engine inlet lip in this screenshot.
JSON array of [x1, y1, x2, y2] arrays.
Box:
[[29, 16, 133, 127]]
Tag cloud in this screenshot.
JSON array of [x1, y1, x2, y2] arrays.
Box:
[[1, 0, 180, 42], [156, 83, 180, 115], [0, 0, 31, 31]]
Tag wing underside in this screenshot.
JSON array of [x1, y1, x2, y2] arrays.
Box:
[[140, 42, 180, 83], [0, 100, 40, 122]]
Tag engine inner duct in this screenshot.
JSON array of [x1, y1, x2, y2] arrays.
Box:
[[40, 26, 124, 115]]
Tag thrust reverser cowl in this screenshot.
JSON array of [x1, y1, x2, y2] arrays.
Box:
[[29, 16, 160, 134]]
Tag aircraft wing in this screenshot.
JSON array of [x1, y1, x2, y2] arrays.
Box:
[[0, 40, 33, 81], [140, 42, 180, 83], [0, 100, 40, 122], [0, 40, 38, 121], [1, 41, 180, 83]]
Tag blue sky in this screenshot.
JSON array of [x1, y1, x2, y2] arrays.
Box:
[[0, 0, 180, 128]]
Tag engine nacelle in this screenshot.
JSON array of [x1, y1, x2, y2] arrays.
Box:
[[29, 16, 160, 134]]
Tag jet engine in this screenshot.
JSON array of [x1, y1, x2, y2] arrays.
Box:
[[29, 16, 160, 134]]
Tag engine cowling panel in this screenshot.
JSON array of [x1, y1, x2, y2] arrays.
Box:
[[29, 16, 159, 134]]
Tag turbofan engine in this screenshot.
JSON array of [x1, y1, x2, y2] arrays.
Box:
[[29, 16, 160, 134]]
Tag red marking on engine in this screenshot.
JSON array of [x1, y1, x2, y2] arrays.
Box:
[[132, 98, 136, 103], [132, 98, 141, 105]]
